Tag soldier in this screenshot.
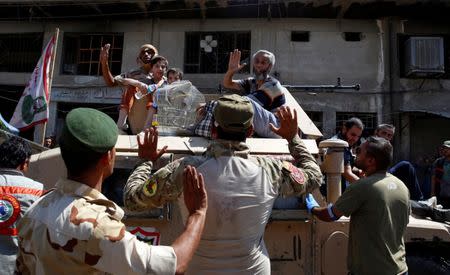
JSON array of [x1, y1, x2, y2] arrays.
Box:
[[0, 136, 43, 275], [16, 108, 207, 274], [307, 137, 410, 275], [124, 94, 322, 274]]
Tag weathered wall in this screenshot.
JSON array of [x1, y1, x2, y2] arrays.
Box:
[[388, 19, 450, 164], [0, 17, 386, 138]]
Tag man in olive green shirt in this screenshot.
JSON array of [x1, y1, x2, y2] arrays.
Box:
[[306, 136, 410, 275]]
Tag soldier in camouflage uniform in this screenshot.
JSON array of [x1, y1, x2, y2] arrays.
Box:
[[124, 94, 322, 274], [16, 108, 207, 275]]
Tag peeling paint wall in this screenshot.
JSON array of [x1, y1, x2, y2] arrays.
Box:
[[4, 16, 448, 162], [0, 17, 387, 139]]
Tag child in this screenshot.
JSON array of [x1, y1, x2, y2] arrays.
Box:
[[167, 68, 184, 84], [115, 56, 168, 131]]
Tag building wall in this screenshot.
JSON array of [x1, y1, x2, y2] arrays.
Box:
[[388, 19, 450, 163], [0, 17, 387, 139]]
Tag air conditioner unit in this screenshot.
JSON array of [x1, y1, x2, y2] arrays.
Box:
[[404, 36, 445, 78]]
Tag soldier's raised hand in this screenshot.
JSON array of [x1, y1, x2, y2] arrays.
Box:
[[183, 166, 208, 216], [227, 49, 246, 74], [269, 106, 299, 140], [137, 127, 168, 162], [100, 43, 110, 64]]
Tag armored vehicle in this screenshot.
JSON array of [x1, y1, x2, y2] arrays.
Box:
[[20, 85, 450, 274]]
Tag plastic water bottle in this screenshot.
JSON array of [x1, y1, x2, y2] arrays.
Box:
[[135, 84, 158, 100]]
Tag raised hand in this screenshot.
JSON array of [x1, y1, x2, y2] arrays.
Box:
[[183, 166, 207, 215], [269, 106, 299, 140], [137, 127, 168, 161], [227, 49, 247, 74], [100, 43, 110, 64]]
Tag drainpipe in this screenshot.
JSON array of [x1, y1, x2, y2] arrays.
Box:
[[319, 139, 348, 204]]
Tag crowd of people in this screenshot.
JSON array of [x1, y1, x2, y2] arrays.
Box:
[[1, 42, 449, 275]]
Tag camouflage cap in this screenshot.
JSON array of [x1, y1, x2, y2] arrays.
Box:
[[443, 140, 450, 148], [59, 108, 118, 153], [213, 94, 254, 133]]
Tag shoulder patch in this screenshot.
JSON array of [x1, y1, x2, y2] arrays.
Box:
[[143, 177, 158, 197], [282, 161, 305, 185], [0, 193, 20, 230]]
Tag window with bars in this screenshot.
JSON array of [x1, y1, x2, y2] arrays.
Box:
[[184, 31, 251, 74], [0, 33, 44, 73], [336, 112, 377, 138], [62, 33, 123, 76]]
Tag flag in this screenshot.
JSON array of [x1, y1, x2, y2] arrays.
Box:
[[0, 113, 19, 135], [9, 35, 56, 131]]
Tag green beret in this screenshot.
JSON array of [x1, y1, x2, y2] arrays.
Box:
[[213, 94, 254, 133], [443, 140, 450, 148], [60, 108, 118, 153]]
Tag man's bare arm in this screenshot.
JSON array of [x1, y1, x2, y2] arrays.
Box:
[[306, 193, 343, 222], [431, 175, 437, 196], [343, 164, 359, 183], [312, 205, 344, 222], [100, 44, 117, 87], [223, 49, 246, 91], [172, 166, 207, 274]]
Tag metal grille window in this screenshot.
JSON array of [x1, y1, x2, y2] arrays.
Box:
[[184, 31, 251, 74], [62, 33, 123, 76], [336, 112, 377, 137], [0, 33, 44, 72]]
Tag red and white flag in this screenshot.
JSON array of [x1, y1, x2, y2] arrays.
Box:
[[9, 35, 56, 131]]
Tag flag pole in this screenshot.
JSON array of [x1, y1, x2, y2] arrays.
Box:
[[35, 28, 59, 145]]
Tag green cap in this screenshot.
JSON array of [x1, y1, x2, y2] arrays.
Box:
[[60, 108, 118, 153], [213, 94, 254, 133], [443, 140, 450, 148]]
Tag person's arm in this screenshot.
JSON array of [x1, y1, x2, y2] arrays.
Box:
[[343, 164, 360, 183], [305, 193, 344, 222], [123, 127, 183, 212], [269, 106, 323, 193], [431, 175, 437, 196], [118, 77, 150, 93], [100, 44, 117, 87], [94, 166, 207, 275], [172, 166, 207, 274], [123, 130, 207, 274], [118, 77, 166, 96], [223, 49, 246, 91]]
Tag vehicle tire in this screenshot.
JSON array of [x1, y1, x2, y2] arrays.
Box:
[[406, 255, 450, 275]]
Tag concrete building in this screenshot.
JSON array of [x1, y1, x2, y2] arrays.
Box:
[[1, 1, 450, 185]]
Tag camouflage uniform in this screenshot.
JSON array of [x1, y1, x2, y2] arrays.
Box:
[[17, 178, 176, 275], [124, 135, 322, 274]]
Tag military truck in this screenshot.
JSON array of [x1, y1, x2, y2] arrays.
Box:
[[21, 85, 450, 274]]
